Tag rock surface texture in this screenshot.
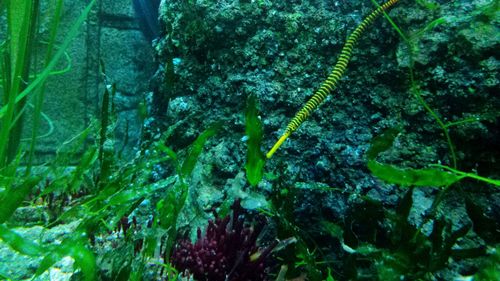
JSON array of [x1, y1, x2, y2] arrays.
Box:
[[153, 0, 499, 279]]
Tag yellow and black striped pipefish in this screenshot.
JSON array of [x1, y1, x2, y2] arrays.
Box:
[[266, 0, 400, 159]]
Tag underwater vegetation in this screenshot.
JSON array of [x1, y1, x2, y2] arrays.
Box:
[[0, 0, 499, 281], [153, 0, 500, 279]]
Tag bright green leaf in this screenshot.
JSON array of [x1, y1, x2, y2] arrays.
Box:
[[181, 122, 221, 177], [0, 176, 41, 223], [368, 160, 460, 187], [0, 224, 44, 256], [245, 95, 266, 186]]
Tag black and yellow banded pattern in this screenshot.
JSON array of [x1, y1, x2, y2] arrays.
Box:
[[267, 0, 400, 158]]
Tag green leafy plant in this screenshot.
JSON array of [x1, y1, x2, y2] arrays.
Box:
[[264, 170, 325, 280], [154, 122, 221, 261], [363, 4, 500, 188], [245, 94, 266, 186], [0, 39, 221, 278], [374, 0, 499, 173], [0, 1, 98, 278], [416, 0, 440, 10], [0, 107, 219, 280], [320, 189, 484, 280], [371, 0, 460, 168], [474, 246, 500, 281], [0, 0, 96, 169], [0, 125, 99, 280], [366, 128, 500, 188]]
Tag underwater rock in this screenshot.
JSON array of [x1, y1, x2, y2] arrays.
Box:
[[149, 0, 499, 279], [0, 223, 78, 280], [10, 206, 50, 226]]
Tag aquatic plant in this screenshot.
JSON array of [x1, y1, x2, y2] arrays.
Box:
[[0, 42, 219, 279], [171, 199, 274, 281], [245, 94, 266, 186], [267, 0, 400, 158], [265, 174, 325, 280], [0, 0, 94, 169], [366, 128, 500, 188], [474, 245, 500, 281], [362, 0, 500, 226], [0, 1, 98, 279], [0, 0, 40, 166], [154, 122, 222, 263], [316, 188, 487, 280]]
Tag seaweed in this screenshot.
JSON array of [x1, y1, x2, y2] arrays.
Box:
[[474, 245, 500, 281], [264, 170, 324, 280], [366, 128, 461, 187], [319, 189, 483, 280], [155, 122, 221, 260], [0, 0, 96, 168], [245, 94, 266, 186], [367, 128, 500, 188]]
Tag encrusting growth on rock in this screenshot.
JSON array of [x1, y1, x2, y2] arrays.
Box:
[[267, 0, 400, 158]]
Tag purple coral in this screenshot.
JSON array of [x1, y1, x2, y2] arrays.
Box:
[[171, 200, 275, 281]]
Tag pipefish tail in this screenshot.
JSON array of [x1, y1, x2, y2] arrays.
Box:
[[266, 0, 400, 159]]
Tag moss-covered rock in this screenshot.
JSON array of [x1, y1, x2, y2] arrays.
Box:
[[152, 0, 499, 279]]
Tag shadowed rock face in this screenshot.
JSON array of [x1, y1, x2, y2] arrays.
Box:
[[132, 0, 161, 41]]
